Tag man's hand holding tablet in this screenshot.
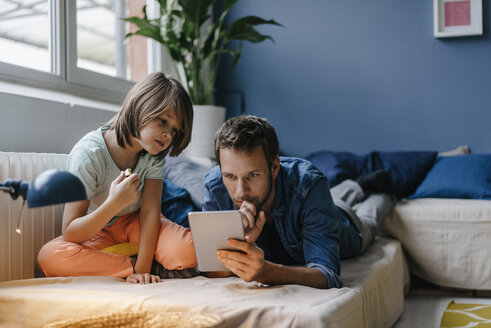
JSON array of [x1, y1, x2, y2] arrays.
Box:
[[188, 211, 246, 272]]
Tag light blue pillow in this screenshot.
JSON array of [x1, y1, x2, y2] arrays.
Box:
[[409, 155, 491, 200]]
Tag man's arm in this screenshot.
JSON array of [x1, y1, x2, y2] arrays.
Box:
[[217, 239, 328, 289], [217, 178, 345, 289]]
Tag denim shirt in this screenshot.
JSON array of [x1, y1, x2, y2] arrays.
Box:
[[202, 157, 362, 288]]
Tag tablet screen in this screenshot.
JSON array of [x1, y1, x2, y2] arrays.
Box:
[[188, 211, 245, 271]]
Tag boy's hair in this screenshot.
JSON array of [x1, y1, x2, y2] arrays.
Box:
[[215, 115, 279, 168], [109, 72, 193, 159]]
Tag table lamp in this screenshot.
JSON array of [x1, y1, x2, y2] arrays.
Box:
[[0, 169, 87, 233]]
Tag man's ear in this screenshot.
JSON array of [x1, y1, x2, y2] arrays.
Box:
[[271, 156, 280, 179]]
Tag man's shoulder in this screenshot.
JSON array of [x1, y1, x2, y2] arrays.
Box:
[[203, 165, 223, 189], [279, 157, 327, 193], [279, 157, 325, 179]]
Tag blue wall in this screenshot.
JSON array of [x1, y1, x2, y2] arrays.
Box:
[[216, 0, 491, 156]]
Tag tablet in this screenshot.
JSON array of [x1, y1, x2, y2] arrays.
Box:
[[188, 210, 245, 272]]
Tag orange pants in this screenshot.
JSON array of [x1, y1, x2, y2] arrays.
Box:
[[37, 212, 196, 278]]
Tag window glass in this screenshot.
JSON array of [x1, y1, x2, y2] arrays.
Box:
[[76, 0, 144, 82], [76, 0, 121, 77], [0, 0, 50, 72]]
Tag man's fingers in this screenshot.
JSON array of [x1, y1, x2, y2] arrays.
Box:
[[240, 201, 257, 216], [239, 201, 257, 228], [222, 259, 248, 274], [239, 209, 255, 229], [217, 249, 249, 264], [255, 211, 266, 231], [224, 239, 259, 256], [217, 251, 249, 272]]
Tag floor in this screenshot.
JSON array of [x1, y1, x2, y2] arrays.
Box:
[[392, 276, 491, 328]]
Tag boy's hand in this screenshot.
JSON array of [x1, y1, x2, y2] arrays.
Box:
[[107, 171, 140, 210], [126, 273, 161, 284]]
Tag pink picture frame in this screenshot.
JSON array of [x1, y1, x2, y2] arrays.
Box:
[[433, 0, 483, 37]]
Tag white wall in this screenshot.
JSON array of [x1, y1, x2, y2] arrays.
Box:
[[0, 90, 117, 154]]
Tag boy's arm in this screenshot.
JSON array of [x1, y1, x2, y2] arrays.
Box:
[[135, 178, 163, 274], [63, 172, 140, 243]]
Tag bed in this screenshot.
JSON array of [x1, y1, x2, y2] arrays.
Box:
[[0, 151, 409, 328], [0, 237, 408, 328]]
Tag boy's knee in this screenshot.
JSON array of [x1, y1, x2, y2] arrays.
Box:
[[37, 238, 82, 277], [37, 242, 61, 277]]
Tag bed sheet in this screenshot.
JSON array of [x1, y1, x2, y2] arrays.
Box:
[[0, 237, 408, 328]]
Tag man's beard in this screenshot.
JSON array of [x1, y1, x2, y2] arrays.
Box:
[[249, 172, 274, 214]]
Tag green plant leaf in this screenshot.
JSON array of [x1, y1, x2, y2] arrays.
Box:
[[157, 0, 167, 10], [231, 42, 242, 67], [224, 0, 239, 11], [178, 0, 215, 27], [202, 22, 220, 58], [121, 16, 155, 30], [143, 4, 149, 20], [227, 24, 270, 43], [132, 28, 165, 44], [231, 15, 283, 28], [208, 47, 236, 58], [227, 16, 282, 43], [122, 1, 281, 105]]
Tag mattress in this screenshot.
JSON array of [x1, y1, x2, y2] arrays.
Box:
[[383, 198, 491, 290], [0, 237, 408, 328]]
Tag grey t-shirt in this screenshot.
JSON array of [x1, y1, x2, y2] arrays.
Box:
[[66, 126, 165, 223]]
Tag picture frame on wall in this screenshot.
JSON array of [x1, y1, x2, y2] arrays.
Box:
[[434, 0, 483, 38]]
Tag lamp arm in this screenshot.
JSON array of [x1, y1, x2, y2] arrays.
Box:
[[0, 180, 24, 200], [0, 185, 12, 192]]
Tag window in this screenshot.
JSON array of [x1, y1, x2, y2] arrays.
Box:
[[0, 0, 160, 102], [0, 0, 50, 72]]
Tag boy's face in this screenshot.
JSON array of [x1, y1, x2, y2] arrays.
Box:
[[138, 109, 179, 155], [220, 145, 278, 213]]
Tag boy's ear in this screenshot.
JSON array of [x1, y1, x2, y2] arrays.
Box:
[[271, 156, 280, 179]]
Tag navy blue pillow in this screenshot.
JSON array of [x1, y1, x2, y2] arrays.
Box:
[[410, 155, 491, 200], [305, 151, 364, 186], [306, 150, 437, 198], [161, 179, 198, 228]]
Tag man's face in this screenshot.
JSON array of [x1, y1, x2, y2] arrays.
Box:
[[219, 146, 276, 212]]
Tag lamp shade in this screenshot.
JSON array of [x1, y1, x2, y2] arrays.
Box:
[[26, 169, 87, 208]]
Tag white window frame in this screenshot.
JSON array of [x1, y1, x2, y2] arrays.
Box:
[[65, 0, 133, 96], [0, 0, 168, 104]]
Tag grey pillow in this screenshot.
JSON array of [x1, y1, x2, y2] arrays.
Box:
[[163, 155, 212, 209]]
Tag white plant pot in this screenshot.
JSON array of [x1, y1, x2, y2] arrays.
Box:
[[183, 105, 226, 159]]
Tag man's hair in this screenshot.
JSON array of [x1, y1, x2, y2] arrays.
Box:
[[108, 72, 193, 159], [215, 115, 279, 167]]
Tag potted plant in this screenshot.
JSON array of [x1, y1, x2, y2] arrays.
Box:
[[123, 0, 281, 158]]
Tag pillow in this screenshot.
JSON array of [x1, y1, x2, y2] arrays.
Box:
[[163, 155, 210, 209], [305, 151, 364, 186], [161, 179, 197, 228], [410, 154, 491, 200], [306, 150, 437, 198]]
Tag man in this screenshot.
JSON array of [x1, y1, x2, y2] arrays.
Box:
[[203, 115, 395, 289]]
